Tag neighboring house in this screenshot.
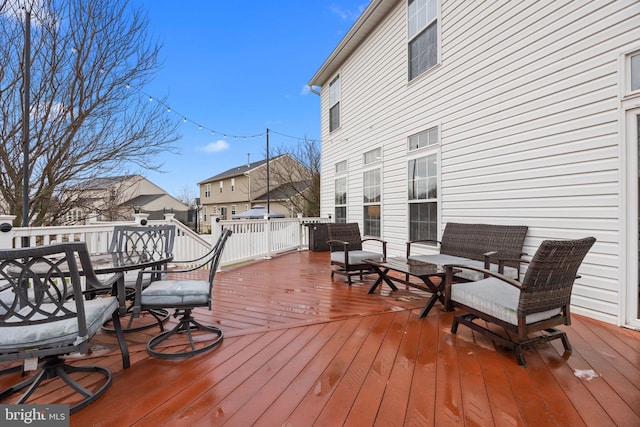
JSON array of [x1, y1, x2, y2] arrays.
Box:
[[65, 175, 189, 224], [309, 0, 640, 328], [197, 155, 310, 231]]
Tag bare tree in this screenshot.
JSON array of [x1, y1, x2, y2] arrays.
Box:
[[175, 184, 197, 207], [0, 0, 179, 226], [264, 138, 320, 217]]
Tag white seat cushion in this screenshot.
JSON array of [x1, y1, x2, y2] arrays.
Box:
[[408, 254, 519, 281], [0, 296, 118, 350], [331, 250, 382, 265], [450, 278, 561, 326], [141, 280, 210, 306]]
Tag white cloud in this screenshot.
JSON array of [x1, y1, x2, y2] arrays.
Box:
[[2, 0, 48, 23], [329, 4, 366, 21], [300, 85, 311, 96], [201, 140, 230, 153]]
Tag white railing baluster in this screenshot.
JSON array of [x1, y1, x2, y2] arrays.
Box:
[[0, 214, 331, 267]]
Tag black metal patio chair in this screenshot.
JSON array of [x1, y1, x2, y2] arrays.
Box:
[[0, 242, 129, 413], [132, 229, 232, 359]]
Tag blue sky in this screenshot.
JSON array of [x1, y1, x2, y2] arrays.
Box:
[[133, 1, 368, 198]]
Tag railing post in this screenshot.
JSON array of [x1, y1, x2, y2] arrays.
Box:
[[297, 213, 305, 251], [134, 213, 150, 225], [264, 214, 272, 259], [164, 212, 176, 223], [211, 216, 221, 245], [0, 215, 16, 249]]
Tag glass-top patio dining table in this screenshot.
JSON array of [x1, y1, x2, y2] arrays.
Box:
[[87, 251, 173, 315]]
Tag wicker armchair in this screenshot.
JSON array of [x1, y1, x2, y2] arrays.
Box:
[[444, 237, 596, 366], [327, 223, 387, 285]]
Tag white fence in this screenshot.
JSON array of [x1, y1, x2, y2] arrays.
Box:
[[0, 213, 331, 267]]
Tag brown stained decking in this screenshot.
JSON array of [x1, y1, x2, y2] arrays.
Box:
[[1, 250, 639, 426]]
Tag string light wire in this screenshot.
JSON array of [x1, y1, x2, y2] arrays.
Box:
[[128, 84, 324, 143]]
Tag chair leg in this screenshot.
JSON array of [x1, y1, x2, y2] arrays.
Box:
[[451, 315, 461, 334], [111, 311, 130, 369], [0, 356, 112, 414], [147, 309, 224, 359]]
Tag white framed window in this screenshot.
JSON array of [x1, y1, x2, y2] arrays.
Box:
[[363, 148, 382, 237], [335, 177, 347, 223], [203, 206, 208, 222], [408, 127, 438, 150], [335, 160, 347, 174], [219, 181, 223, 193], [329, 75, 341, 132], [408, 0, 439, 80], [231, 178, 235, 192], [408, 127, 439, 244], [205, 184, 211, 198], [629, 50, 640, 94], [231, 205, 236, 215]]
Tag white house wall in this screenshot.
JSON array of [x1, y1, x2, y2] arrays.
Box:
[[318, 0, 640, 325]]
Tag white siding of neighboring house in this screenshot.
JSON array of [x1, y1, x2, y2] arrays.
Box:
[[317, 0, 640, 325]]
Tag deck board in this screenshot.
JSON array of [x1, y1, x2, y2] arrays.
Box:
[[1, 250, 639, 427]]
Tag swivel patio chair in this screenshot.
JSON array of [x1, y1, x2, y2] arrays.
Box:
[[101, 224, 176, 332], [133, 229, 232, 359], [0, 242, 130, 413], [444, 237, 596, 366], [327, 223, 387, 285]]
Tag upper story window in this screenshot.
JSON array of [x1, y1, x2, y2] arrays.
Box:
[[219, 181, 223, 193], [408, 126, 438, 150], [231, 178, 235, 192], [335, 160, 347, 173], [329, 75, 341, 132], [630, 51, 640, 93], [408, 0, 438, 80], [205, 184, 211, 198], [363, 147, 381, 165]]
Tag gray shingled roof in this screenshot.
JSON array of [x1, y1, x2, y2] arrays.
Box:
[[197, 155, 285, 184]]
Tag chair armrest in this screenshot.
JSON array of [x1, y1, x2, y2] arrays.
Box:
[[78, 271, 124, 300], [327, 239, 350, 252], [406, 239, 441, 257], [362, 238, 387, 257], [444, 263, 525, 310], [445, 264, 524, 289]]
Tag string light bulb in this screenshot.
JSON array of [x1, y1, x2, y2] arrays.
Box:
[[128, 83, 316, 143]]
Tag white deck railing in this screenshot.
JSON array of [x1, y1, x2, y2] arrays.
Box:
[[0, 214, 330, 267]]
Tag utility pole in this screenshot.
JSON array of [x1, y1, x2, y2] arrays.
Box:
[[22, 8, 31, 247], [266, 128, 270, 218]]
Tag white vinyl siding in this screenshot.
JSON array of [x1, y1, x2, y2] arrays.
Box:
[[317, 0, 640, 325]]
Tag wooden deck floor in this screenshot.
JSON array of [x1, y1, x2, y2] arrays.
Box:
[[2, 250, 639, 426]]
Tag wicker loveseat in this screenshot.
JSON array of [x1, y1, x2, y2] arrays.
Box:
[[406, 222, 528, 281]]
